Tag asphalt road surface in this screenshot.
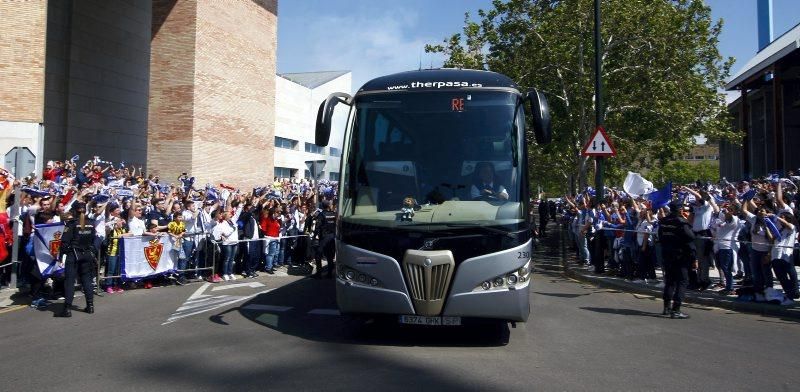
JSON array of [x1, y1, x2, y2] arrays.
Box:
[[2, 266, 799, 391]]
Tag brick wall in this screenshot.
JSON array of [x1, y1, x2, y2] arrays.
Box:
[[148, 0, 198, 177], [0, 0, 47, 123], [148, 0, 278, 189], [193, 0, 277, 188]]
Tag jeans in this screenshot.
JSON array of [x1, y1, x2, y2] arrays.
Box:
[[620, 245, 636, 279], [738, 243, 751, 279], [578, 235, 590, 264], [716, 249, 734, 290], [749, 248, 773, 291], [182, 240, 196, 276], [606, 237, 617, 269], [694, 235, 712, 286], [245, 241, 262, 275], [221, 244, 236, 276], [771, 258, 799, 299], [106, 255, 120, 287], [638, 246, 656, 280], [265, 240, 281, 271]]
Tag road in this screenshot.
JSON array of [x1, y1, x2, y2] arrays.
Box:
[[2, 263, 799, 391]]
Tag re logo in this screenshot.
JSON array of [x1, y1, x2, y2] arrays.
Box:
[[143, 238, 163, 270], [451, 98, 464, 112]]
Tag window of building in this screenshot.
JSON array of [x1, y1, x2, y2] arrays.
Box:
[[329, 147, 341, 157], [274, 167, 296, 179], [706, 155, 717, 160], [694, 155, 704, 160], [329, 172, 340, 181], [305, 142, 324, 154], [275, 136, 298, 150]]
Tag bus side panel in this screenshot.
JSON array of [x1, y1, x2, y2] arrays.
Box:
[[442, 240, 532, 321], [335, 242, 415, 315]]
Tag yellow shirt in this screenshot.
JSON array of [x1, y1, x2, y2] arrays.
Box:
[[107, 227, 127, 256], [168, 221, 185, 236]]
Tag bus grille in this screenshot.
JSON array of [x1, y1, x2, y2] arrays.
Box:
[[402, 250, 455, 316]]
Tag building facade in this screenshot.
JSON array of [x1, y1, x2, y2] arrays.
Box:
[[274, 71, 351, 181], [721, 23, 800, 180], [0, 0, 278, 188]]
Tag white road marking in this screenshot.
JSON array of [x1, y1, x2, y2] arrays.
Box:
[[211, 282, 266, 292], [163, 285, 275, 325]]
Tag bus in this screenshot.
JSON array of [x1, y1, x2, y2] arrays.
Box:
[[315, 69, 551, 326]]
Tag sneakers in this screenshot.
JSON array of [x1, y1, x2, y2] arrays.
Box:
[[266, 269, 275, 275], [230, 274, 237, 281], [780, 296, 795, 306], [630, 279, 645, 284], [144, 281, 153, 289], [223, 275, 230, 281], [176, 276, 186, 286], [670, 310, 690, 319], [113, 286, 124, 293], [210, 274, 222, 283], [105, 287, 115, 294]]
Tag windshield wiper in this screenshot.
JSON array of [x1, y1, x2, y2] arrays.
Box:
[[403, 222, 518, 239]]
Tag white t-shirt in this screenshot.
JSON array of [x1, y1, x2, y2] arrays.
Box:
[[692, 203, 713, 232], [212, 220, 238, 245], [743, 211, 771, 252], [128, 216, 145, 236], [771, 225, 797, 261], [636, 220, 654, 247], [713, 214, 739, 251]]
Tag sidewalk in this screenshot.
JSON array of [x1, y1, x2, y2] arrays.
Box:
[[534, 222, 800, 321]]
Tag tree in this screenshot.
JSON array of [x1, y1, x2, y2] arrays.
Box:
[[426, 0, 738, 193], [648, 161, 719, 187]]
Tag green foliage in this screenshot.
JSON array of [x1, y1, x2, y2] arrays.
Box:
[[648, 160, 720, 187], [426, 0, 738, 192]]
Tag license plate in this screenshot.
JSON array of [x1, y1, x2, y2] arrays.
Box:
[[398, 315, 461, 326]]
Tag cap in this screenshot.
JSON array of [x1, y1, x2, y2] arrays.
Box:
[[71, 202, 87, 213]]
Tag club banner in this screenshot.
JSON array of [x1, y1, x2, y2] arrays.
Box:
[[120, 235, 177, 280], [33, 223, 66, 277]]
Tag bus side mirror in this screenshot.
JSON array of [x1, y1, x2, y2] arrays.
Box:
[[315, 92, 352, 147], [527, 89, 552, 145]]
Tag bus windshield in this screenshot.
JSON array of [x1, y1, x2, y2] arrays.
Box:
[[340, 90, 525, 229]]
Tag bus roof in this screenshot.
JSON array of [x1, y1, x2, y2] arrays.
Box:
[[358, 69, 520, 94]]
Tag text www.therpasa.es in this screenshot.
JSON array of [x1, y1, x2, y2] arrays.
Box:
[[387, 81, 484, 90]]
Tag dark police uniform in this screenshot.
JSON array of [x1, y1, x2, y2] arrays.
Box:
[[313, 207, 337, 278], [657, 206, 696, 319], [57, 216, 96, 317]]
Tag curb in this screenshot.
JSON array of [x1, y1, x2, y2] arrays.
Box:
[[562, 266, 800, 320]]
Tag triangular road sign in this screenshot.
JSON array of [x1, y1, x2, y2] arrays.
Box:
[[581, 126, 617, 157]]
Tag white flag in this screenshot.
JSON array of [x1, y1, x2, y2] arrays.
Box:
[[120, 235, 177, 280], [623, 172, 654, 197], [33, 223, 66, 277]]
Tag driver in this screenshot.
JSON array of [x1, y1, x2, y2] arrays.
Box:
[[470, 161, 509, 200]]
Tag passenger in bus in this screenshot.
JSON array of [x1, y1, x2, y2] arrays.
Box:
[[470, 161, 509, 200]]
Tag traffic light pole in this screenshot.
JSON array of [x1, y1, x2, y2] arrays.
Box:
[[594, 0, 604, 200]]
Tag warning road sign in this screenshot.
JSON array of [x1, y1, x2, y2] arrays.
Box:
[[581, 126, 617, 157]]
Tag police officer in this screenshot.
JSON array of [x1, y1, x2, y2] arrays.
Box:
[[657, 202, 696, 319], [312, 200, 337, 279], [56, 202, 96, 317]]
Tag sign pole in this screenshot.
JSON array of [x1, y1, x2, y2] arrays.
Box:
[[594, 0, 604, 200]]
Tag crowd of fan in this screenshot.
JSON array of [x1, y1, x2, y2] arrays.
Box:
[[0, 156, 338, 307], [552, 173, 800, 306]]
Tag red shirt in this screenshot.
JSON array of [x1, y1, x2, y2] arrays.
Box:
[[43, 168, 58, 181], [260, 215, 280, 238]]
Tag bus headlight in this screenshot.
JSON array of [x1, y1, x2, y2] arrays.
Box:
[[338, 266, 381, 288], [473, 258, 532, 292], [507, 274, 518, 285]]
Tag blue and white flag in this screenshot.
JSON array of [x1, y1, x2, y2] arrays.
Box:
[[120, 236, 177, 280], [32, 223, 66, 277], [648, 182, 672, 211]]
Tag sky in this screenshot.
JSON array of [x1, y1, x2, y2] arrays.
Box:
[[277, 0, 800, 92]]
